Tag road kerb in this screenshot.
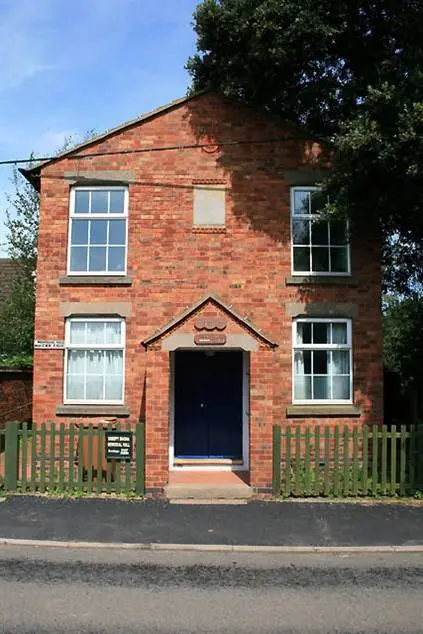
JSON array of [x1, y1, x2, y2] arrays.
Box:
[[1, 537, 423, 553]]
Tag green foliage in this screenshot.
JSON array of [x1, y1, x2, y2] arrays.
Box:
[[383, 296, 423, 393], [0, 162, 38, 365], [0, 133, 96, 368], [0, 354, 34, 370], [188, 0, 423, 293]]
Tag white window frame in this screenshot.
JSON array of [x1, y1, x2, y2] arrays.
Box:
[[290, 186, 350, 276], [292, 318, 353, 405], [67, 186, 129, 276], [64, 317, 125, 405]]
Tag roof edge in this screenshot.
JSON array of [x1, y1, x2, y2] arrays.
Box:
[[22, 89, 212, 183], [142, 293, 277, 348]]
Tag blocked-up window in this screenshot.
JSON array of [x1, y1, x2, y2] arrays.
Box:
[[291, 187, 350, 275], [64, 318, 125, 403], [68, 187, 128, 274], [193, 185, 225, 226], [292, 319, 352, 403]]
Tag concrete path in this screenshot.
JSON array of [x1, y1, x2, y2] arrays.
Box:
[[1, 496, 423, 548]]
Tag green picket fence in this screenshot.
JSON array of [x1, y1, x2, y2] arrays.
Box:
[[0, 428, 5, 490], [272, 424, 423, 497], [0, 421, 145, 495]]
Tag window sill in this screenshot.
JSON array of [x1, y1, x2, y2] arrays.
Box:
[[285, 275, 357, 286], [59, 276, 132, 286], [286, 405, 361, 418], [56, 404, 130, 417]]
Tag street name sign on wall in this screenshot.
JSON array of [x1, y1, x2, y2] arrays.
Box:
[[34, 340, 65, 350], [105, 431, 133, 460]]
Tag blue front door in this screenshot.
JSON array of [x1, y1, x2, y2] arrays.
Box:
[[174, 350, 243, 459]]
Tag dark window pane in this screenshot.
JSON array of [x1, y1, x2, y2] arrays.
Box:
[[332, 323, 347, 344], [292, 219, 310, 245], [313, 323, 329, 344], [294, 350, 312, 375], [310, 190, 324, 214], [311, 247, 329, 272], [293, 190, 310, 215], [293, 247, 310, 272], [70, 247, 88, 271], [108, 247, 125, 271], [330, 247, 349, 272], [330, 220, 348, 245], [313, 350, 328, 374], [109, 220, 126, 245], [91, 191, 108, 214], [313, 376, 330, 399], [90, 220, 107, 245], [109, 190, 125, 213], [311, 219, 329, 245], [88, 247, 107, 271], [71, 220, 88, 245], [296, 322, 312, 344], [303, 350, 312, 374], [74, 191, 89, 214]]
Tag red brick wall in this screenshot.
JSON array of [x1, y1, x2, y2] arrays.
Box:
[[33, 92, 383, 492], [0, 369, 33, 428]]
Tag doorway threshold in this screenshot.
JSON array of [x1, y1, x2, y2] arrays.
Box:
[[174, 458, 243, 466], [165, 470, 252, 500]]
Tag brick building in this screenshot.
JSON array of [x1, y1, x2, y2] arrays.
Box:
[[22, 91, 382, 494]]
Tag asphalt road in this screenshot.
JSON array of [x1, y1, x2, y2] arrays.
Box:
[[2, 496, 423, 546], [0, 546, 422, 633]]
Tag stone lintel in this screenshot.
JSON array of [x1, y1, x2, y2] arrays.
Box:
[[161, 333, 259, 352], [286, 302, 358, 318], [59, 302, 133, 317]]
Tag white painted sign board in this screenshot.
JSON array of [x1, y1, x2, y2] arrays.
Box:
[[34, 340, 65, 350]]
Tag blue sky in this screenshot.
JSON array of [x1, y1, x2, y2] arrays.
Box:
[[0, 0, 199, 254]]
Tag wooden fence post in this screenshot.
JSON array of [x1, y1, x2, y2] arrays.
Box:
[[272, 425, 281, 497], [135, 422, 145, 496], [5, 421, 19, 492]]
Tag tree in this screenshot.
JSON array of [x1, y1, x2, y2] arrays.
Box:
[[187, 0, 423, 293], [0, 161, 39, 367], [0, 133, 95, 367], [383, 296, 423, 422]]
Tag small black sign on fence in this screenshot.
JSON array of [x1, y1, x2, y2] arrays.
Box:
[[105, 431, 133, 461]]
